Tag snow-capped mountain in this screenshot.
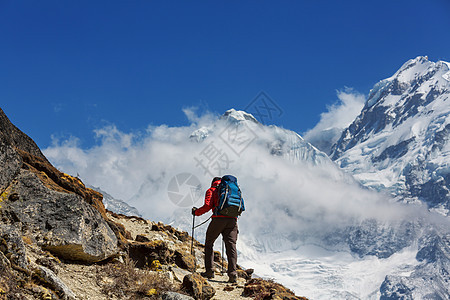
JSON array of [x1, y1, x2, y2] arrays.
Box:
[[191, 108, 350, 178], [89, 185, 141, 217], [325, 56, 450, 299], [331, 56, 450, 215], [45, 78, 450, 299], [170, 108, 447, 299]]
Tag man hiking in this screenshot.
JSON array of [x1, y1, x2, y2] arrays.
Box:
[[192, 176, 243, 283]]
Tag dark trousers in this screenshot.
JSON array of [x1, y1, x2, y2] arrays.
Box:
[[204, 217, 238, 277]]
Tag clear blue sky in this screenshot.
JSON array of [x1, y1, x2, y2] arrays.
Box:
[[2, 0, 450, 149]]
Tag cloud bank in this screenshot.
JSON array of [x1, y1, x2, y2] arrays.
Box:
[[304, 89, 366, 154], [44, 108, 422, 251]]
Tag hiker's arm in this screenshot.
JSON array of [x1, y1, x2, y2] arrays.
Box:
[[194, 188, 213, 216]]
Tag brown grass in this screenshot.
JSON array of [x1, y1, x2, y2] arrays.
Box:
[[96, 256, 176, 299]]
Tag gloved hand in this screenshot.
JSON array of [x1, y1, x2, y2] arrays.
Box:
[[191, 207, 198, 216]]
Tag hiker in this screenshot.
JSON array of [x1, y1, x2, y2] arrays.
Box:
[[192, 176, 242, 283]]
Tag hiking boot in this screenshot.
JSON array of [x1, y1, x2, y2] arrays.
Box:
[[200, 270, 215, 279], [228, 274, 237, 283]]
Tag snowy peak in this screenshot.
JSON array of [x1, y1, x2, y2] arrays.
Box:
[[366, 56, 449, 108], [220, 109, 260, 124], [189, 108, 344, 173], [189, 109, 259, 142], [331, 57, 450, 214], [391, 56, 430, 81]]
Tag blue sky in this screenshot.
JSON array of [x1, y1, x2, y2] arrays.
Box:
[[1, 0, 450, 149]]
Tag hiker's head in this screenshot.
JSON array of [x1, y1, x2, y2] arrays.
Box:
[[211, 177, 221, 186]]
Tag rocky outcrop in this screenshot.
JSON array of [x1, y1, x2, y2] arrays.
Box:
[[0, 108, 48, 162], [2, 170, 118, 262], [0, 108, 118, 263]]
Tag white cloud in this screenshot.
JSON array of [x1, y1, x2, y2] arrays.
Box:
[[182, 106, 217, 126], [304, 89, 366, 154], [43, 108, 425, 244], [42, 108, 447, 300]]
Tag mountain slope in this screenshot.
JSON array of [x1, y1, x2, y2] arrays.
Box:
[[331, 56, 450, 215]]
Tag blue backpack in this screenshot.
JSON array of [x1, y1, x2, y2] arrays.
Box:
[[215, 175, 245, 217]]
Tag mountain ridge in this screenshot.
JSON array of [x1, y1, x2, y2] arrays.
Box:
[[330, 56, 450, 215]]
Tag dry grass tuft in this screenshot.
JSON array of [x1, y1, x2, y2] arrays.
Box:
[[96, 256, 176, 299]]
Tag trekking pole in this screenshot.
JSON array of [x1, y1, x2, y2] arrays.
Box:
[[221, 238, 224, 274], [191, 213, 195, 256], [191, 213, 197, 271]]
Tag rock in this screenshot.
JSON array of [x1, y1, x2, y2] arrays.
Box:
[[0, 108, 119, 263], [171, 265, 192, 282], [0, 224, 29, 271], [237, 268, 253, 280], [0, 142, 21, 192], [0, 108, 48, 162], [243, 278, 308, 300], [174, 250, 196, 272], [135, 234, 150, 242], [162, 291, 194, 300], [17, 149, 105, 212], [182, 273, 216, 300], [379, 276, 413, 300], [2, 171, 118, 263], [128, 240, 172, 268], [33, 265, 76, 300], [174, 230, 190, 242], [106, 218, 132, 249], [36, 256, 60, 274]]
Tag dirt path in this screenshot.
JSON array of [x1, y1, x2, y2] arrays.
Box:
[[201, 271, 249, 300]]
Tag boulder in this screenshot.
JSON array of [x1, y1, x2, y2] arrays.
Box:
[[174, 250, 196, 272], [128, 240, 172, 268], [0, 108, 118, 263], [2, 170, 118, 263], [182, 273, 215, 300]]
